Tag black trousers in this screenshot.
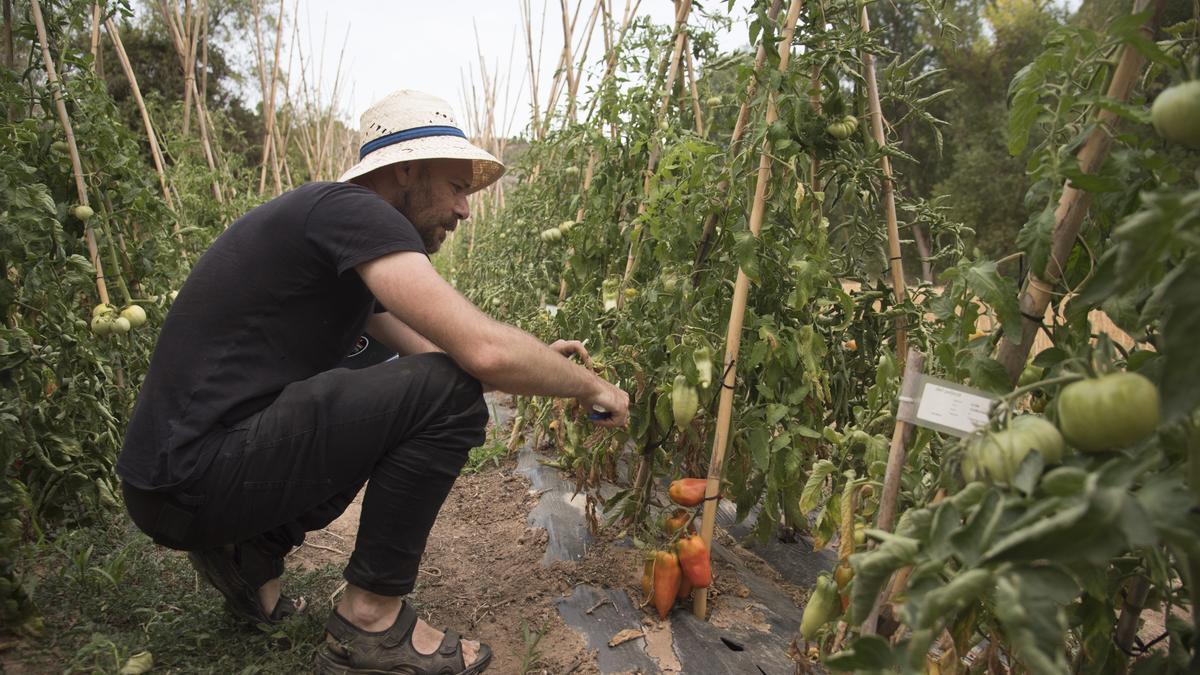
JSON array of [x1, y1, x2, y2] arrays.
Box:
[[123, 352, 488, 596]]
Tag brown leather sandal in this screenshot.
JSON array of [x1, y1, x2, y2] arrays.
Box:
[[186, 546, 304, 628], [314, 601, 492, 674]]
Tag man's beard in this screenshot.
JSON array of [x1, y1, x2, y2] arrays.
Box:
[[395, 180, 449, 253]]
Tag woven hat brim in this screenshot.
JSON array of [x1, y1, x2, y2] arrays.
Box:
[[338, 135, 505, 194]]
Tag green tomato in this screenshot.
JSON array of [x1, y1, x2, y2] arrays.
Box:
[[826, 121, 851, 140], [112, 316, 132, 334], [1018, 363, 1043, 388], [705, 96, 722, 107], [73, 205, 94, 221], [92, 303, 115, 318], [120, 304, 147, 328], [1057, 372, 1161, 452], [971, 415, 1063, 485], [90, 315, 113, 336], [1151, 81, 1200, 149]]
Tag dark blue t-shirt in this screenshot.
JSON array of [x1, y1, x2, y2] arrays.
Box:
[[117, 182, 426, 490]]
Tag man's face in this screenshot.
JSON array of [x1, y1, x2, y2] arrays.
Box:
[[394, 159, 473, 254]]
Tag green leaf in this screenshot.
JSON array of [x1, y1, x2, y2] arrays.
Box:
[[1011, 450, 1045, 497], [799, 459, 837, 513], [967, 356, 1011, 394], [983, 477, 1127, 565], [1016, 206, 1056, 276], [1160, 262, 1200, 422], [964, 260, 1021, 339], [1060, 166, 1123, 193], [925, 502, 961, 562], [848, 535, 920, 623], [949, 489, 1003, 567], [749, 426, 771, 472], [733, 230, 761, 283], [993, 568, 1076, 675]]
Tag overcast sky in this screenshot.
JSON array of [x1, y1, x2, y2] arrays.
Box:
[[292, 1, 754, 138], [286, 0, 1082, 139]]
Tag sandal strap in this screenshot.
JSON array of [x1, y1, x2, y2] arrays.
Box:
[[381, 601, 420, 649], [438, 628, 463, 659], [324, 600, 419, 648]]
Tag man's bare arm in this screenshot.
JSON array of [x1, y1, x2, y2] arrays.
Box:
[[364, 311, 441, 356], [356, 252, 629, 425]]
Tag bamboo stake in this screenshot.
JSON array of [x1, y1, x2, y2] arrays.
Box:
[[89, 3, 101, 67], [520, 0, 545, 138], [557, 152, 596, 301], [199, 0, 208, 105], [693, 0, 804, 619], [860, 4, 907, 365], [4, 0, 13, 122], [860, 348, 924, 634], [996, 0, 1162, 383], [566, 0, 604, 121], [684, 39, 704, 137], [159, 0, 223, 202], [583, 0, 641, 123], [30, 0, 109, 306], [617, 0, 693, 302], [266, 0, 285, 193], [555, 0, 638, 300], [540, 0, 584, 138], [690, 0, 782, 281], [251, 0, 269, 191], [558, 0, 577, 122], [105, 19, 177, 214]]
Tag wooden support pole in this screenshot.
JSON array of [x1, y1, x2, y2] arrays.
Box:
[[684, 39, 704, 137], [690, 0, 782, 281], [583, 0, 642, 123], [569, 0, 604, 116], [995, 0, 1162, 383], [106, 18, 177, 214], [617, 0, 693, 301], [89, 3, 101, 67], [159, 0, 223, 202], [860, 4, 907, 365], [692, 0, 804, 620], [861, 348, 924, 634], [30, 0, 109, 306]]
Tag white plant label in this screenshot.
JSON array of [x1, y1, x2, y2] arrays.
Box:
[[906, 376, 997, 437]]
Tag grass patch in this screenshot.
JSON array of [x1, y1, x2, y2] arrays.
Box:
[[5, 514, 344, 673]]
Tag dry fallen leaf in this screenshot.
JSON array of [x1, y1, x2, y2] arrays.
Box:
[[608, 628, 645, 648]]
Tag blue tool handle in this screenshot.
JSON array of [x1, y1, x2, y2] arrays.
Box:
[[588, 406, 612, 421]]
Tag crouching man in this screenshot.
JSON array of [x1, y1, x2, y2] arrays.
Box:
[[117, 90, 628, 674]]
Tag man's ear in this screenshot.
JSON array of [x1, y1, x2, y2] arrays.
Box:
[[390, 161, 416, 188]]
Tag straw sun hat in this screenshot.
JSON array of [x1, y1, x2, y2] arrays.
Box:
[[338, 90, 504, 194]]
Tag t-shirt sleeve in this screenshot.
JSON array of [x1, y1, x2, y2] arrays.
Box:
[[304, 183, 427, 275]]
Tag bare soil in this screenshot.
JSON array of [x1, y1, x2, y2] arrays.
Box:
[[291, 458, 610, 674]]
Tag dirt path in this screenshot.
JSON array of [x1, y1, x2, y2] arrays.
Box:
[[290, 455, 613, 674]]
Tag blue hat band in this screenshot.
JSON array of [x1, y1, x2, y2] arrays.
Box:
[[359, 125, 467, 160]]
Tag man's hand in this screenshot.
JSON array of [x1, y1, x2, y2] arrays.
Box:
[[548, 339, 592, 367], [548, 339, 628, 427], [579, 378, 630, 428]]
